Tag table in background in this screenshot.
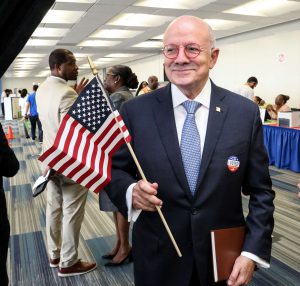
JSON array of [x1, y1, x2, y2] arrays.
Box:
[[263, 125, 300, 173]]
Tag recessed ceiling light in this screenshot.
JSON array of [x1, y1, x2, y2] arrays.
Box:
[[134, 0, 216, 9], [93, 58, 117, 64], [90, 29, 143, 38], [78, 40, 121, 47], [105, 53, 139, 58], [32, 27, 69, 37], [74, 53, 93, 58], [152, 34, 164, 40], [133, 41, 163, 48], [36, 70, 51, 77], [107, 13, 174, 27], [79, 64, 93, 69], [204, 19, 248, 30], [18, 53, 47, 58], [224, 0, 300, 17], [26, 39, 58, 46], [41, 10, 85, 24], [14, 58, 41, 63]]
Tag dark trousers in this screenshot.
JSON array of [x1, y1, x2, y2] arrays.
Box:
[[29, 115, 43, 142], [1, 103, 4, 117], [0, 191, 10, 286]]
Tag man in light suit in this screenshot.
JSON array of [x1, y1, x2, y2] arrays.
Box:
[[36, 49, 96, 277], [106, 16, 275, 286]]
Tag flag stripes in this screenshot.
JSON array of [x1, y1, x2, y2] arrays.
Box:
[[39, 76, 130, 193]]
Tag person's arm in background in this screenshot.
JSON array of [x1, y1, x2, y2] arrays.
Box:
[[0, 123, 19, 178], [297, 180, 300, 199]]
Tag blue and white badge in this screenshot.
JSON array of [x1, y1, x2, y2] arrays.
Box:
[[227, 156, 240, 172]]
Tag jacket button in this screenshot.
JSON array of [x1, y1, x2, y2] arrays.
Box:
[[191, 208, 198, 215]]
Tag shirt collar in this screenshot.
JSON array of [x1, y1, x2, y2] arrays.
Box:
[[171, 79, 211, 109]]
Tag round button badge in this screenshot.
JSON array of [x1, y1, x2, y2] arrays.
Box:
[[227, 156, 240, 172]]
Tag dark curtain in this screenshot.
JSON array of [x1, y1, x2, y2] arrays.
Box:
[[0, 0, 55, 78]]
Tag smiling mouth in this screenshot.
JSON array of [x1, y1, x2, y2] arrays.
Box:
[[172, 69, 193, 72]]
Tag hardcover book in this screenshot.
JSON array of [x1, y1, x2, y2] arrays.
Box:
[[211, 226, 246, 282]]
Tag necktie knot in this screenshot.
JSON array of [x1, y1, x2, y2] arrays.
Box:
[[182, 100, 201, 114]]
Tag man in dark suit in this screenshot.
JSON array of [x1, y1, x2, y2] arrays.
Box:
[[106, 16, 275, 286], [0, 123, 19, 285]]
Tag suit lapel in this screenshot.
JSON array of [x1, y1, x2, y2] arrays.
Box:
[[152, 85, 193, 201], [196, 82, 229, 192]]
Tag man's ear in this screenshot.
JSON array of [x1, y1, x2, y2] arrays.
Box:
[[209, 48, 219, 69]]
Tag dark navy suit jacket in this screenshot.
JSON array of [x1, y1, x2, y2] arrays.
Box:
[[106, 81, 275, 286]]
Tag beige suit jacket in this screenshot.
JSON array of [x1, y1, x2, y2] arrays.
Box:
[[36, 76, 77, 152]]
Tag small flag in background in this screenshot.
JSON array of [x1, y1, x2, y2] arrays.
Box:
[[39, 77, 131, 193]]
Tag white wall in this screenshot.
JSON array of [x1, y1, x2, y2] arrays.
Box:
[[210, 20, 300, 108], [2, 77, 46, 94], [126, 54, 165, 83]]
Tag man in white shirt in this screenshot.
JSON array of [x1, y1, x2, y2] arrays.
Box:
[[106, 16, 274, 286], [233, 77, 258, 100]]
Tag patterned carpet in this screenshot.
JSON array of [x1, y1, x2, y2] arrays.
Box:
[[1, 119, 300, 286]]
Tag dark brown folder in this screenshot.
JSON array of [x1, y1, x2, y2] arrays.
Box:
[[211, 226, 246, 282]]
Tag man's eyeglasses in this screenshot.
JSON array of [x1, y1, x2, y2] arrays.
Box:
[[162, 43, 203, 59]]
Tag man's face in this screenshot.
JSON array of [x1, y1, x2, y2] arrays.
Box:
[[149, 77, 158, 90], [249, 82, 257, 89], [104, 68, 118, 94], [163, 18, 219, 95], [59, 54, 78, 81]]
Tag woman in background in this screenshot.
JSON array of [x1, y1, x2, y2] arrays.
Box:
[[135, 81, 148, 96], [253, 96, 266, 107], [266, 94, 291, 120], [99, 65, 138, 266]]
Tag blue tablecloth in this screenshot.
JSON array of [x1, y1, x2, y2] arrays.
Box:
[[263, 125, 300, 173]]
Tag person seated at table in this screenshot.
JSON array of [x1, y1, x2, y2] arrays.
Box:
[[253, 96, 266, 107], [266, 94, 291, 120]]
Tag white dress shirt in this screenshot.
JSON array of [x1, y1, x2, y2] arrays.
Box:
[[125, 80, 269, 268]]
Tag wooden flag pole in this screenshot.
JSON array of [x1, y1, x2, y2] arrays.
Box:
[[87, 56, 182, 257]]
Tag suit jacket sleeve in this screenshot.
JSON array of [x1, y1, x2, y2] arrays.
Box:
[[242, 106, 275, 262], [0, 123, 19, 178]]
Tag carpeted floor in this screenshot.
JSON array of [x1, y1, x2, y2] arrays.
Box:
[[2, 119, 300, 286]]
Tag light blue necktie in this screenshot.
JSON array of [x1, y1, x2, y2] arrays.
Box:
[[180, 100, 201, 196]]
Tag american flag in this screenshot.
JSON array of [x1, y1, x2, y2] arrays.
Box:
[[39, 76, 131, 193]]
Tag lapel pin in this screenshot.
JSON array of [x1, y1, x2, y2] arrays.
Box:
[[216, 107, 221, 112], [227, 156, 240, 172]]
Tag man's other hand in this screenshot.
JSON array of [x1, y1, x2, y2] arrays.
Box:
[[227, 256, 255, 286], [132, 180, 162, 211], [74, 77, 89, 95]]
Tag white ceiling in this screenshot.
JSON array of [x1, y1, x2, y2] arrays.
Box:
[[4, 0, 300, 78]]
